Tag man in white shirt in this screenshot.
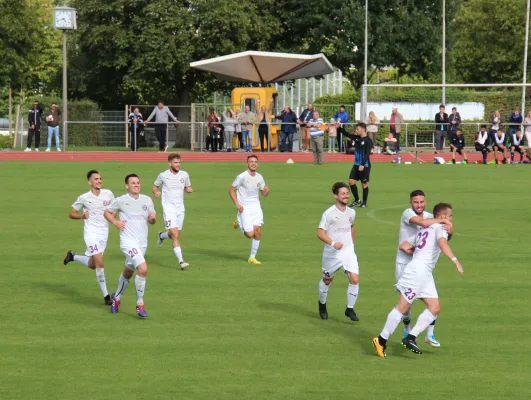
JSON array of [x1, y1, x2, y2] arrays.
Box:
[[317, 182, 360, 322], [104, 174, 156, 318], [395, 190, 452, 347], [64, 170, 115, 305], [229, 155, 270, 264], [153, 153, 193, 269], [373, 203, 463, 357]]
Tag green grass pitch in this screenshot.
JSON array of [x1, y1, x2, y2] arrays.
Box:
[[1, 161, 530, 399]]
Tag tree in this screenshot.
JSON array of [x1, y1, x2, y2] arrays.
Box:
[[68, 0, 280, 112], [449, 0, 528, 83], [0, 0, 62, 92], [271, 0, 456, 88]]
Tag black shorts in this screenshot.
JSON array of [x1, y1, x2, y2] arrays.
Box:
[[349, 165, 370, 183], [512, 145, 524, 153]]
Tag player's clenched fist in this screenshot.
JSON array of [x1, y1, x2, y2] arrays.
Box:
[[333, 242, 343, 250], [114, 220, 127, 230], [83, 211, 89, 219]]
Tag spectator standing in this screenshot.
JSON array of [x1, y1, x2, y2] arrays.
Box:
[[234, 108, 243, 151], [334, 105, 350, 151], [327, 118, 337, 153], [447, 107, 461, 142], [489, 110, 503, 143], [25, 101, 44, 152], [474, 125, 490, 164], [367, 111, 380, 152], [237, 105, 255, 152], [275, 106, 298, 152], [508, 107, 523, 136], [207, 108, 221, 152], [222, 109, 237, 152], [434, 104, 448, 153], [297, 103, 314, 152], [45, 103, 62, 152], [524, 110, 531, 147], [389, 108, 404, 151], [145, 101, 179, 152], [256, 99, 273, 152], [308, 111, 325, 164], [128, 107, 144, 152]]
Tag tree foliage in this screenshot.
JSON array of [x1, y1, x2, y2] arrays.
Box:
[[450, 0, 528, 83]]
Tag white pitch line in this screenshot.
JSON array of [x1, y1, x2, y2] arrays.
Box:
[[366, 205, 515, 242]]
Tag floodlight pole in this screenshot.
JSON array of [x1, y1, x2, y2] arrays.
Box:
[[62, 31, 68, 151], [522, 0, 530, 115], [442, 0, 446, 104], [364, 0, 368, 87]]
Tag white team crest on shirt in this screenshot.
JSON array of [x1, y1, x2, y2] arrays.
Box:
[[349, 216, 353, 224], [180, 178, 185, 183], [361, 141, 365, 145], [142, 205, 148, 211], [103, 200, 110, 206]]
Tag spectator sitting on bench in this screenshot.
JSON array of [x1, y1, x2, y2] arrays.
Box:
[[510, 128, 525, 164], [475, 125, 490, 164], [383, 133, 397, 155], [492, 128, 508, 164], [450, 128, 468, 164]]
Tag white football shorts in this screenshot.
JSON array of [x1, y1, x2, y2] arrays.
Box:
[[322, 250, 359, 279], [163, 208, 185, 230], [395, 261, 438, 304], [120, 242, 147, 270], [84, 236, 108, 257], [237, 207, 263, 234]]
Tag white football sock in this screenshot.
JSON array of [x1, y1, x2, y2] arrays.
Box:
[[426, 320, 436, 337], [95, 268, 108, 297], [318, 279, 329, 304], [160, 231, 170, 240], [135, 275, 146, 305], [73, 254, 89, 267], [115, 274, 130, 300], [250, 239, 260, 258], [173, 246, 183, 263], [410, 309, 437, 337], [346, 283, 359, 308], [380, 308, 404, 340]]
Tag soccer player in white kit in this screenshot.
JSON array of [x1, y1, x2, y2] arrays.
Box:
[[104, 174, 156, 318], [372, 203, 463, 357], [153, 153, 193, 269], [395, 190, 452, 346], [317, 182, 360, 322], [229, 155, 270, 264], [64, 170, 115, 305]]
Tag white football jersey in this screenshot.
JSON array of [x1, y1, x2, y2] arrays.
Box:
[[396, 208, 433, 264], [407, 223, 448, 272], [318, 205, 356, 258], [72, 189, 115, 239], [107, 194, 155, 247], [154, 169, 191, 211], [231, 170, 266, 208]]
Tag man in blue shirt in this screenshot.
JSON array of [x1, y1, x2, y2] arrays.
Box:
[[334, 105, 350, 151]]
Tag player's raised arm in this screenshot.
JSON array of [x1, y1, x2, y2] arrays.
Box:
[[410, 215, 452, 231], [437, 237, 463, 274]]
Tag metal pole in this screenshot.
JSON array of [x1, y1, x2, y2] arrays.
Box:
[[442, 0, 446, 104], [364, 0, 368, 85], [305, 79, 309, 105], [297, 79, 301, 109], [8, 88, 12, 135], [312, 78, 316, 101], [62, 31, 68, 151], [522, 0, 530, 114]]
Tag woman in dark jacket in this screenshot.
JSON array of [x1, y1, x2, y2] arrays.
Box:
[[275, 106, 298, 152]]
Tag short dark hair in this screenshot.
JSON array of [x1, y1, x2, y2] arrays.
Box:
[[168, 153, 181, 162], [340, 105, 345, 109], [125, 173, 139, 184], [356, 122, 367, 130], [497, 128, 503, 132], [158, 100, 164, 105], [433, 202, 452, 217], [247, 155, 258, 162], [456, 128, 463, 133], [332, 182, 349, 195], [87, 170, 99, 180], [452, 107, 457, 110], [480, 125, 487, 129], [410, 189, 425, 198], [516, 128, 522, 132], [439, 104, 445, 108]]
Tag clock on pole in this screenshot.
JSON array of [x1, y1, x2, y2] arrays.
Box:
[[53, 6, 77, 150]]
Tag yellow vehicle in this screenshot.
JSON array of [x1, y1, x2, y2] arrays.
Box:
[[231, 87, 280, 151]]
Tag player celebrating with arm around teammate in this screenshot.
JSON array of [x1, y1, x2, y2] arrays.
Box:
[[153, 153, 193, 270], [395, 190, 452, 346], [317, 182, 360, 322], [348, 123, 373, 208], [104, 174, 156, 318], [229, 155, 269, 264], [373, 203, 463, 358], [64, 170, 115, 305]]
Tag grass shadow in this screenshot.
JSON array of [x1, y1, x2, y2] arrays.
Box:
[[34, 281, 103, 309]]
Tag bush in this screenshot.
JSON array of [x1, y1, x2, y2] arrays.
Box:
[[0, 134, 13, 149]]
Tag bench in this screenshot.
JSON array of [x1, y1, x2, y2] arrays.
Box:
[[407, 146, 476, 163]]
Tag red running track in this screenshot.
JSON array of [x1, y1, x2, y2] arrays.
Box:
[[0, 150, 489, 163]]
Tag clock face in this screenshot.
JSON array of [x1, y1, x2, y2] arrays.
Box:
[[55, 10, 74, 29]]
